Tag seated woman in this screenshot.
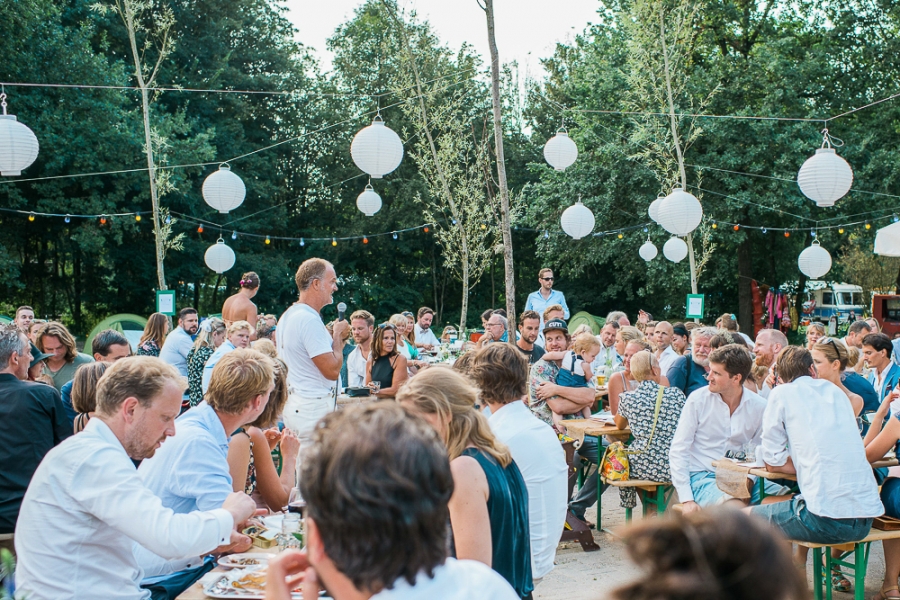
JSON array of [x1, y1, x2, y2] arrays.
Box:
[[811, 338, 863, 415], [390, 313, 425, 372], [614, 351, 685, 509], [806, 321, 826, 349], [365, 324, 409, 398], [137, 312, 169, 357], [397, 368, 533, 599], [202, 320, 252, 394], [227, 358, 300, 512], [71, 361, 111, 433], [186, 318, 225, 408], [608, 339, 666, 415], [842, 345, 880, 417]]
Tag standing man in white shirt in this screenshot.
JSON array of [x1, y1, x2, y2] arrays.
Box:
[[277, 258, 350, 443], [14, 356, 256, 600], [473, 343, 567, 584], [751, 346, 881, 547], [669, 345, 782, 514], [525, 268, 570, 331], [654, 321, 679, 375], [413, 307, 440, 350], [346, 310, 374, 388]]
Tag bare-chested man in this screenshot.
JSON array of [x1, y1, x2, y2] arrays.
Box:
[[222, 271, 260, 340]]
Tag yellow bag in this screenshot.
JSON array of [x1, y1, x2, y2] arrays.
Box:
[[600, 385, 664, 482]]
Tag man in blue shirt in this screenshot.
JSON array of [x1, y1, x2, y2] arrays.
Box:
[[136, 348, 275, 580], [159, 308, 199, 379], [525, 268, 569, 330], [667, 327, 716, 396]]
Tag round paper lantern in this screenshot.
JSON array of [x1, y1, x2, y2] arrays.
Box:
[[0, 108, 39, 176], [797, 240, 832, 279], [350, 115, 404, 179], [202, 165, 246, 213], [543, 129, 578, 171], [639, 240, 658, 261], [560, 200, 595, 239], [663, 236, 688, 263], [797, 148, 853, 207], [356, 184, 383, 216], [874, 222, 900, 257], [657, 188, 702, 236], [204, 238, 236, 273], [648, 196, 664, 223]]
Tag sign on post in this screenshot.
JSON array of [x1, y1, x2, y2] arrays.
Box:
[[156, 290, 176, 316], [686, 294, 705, 320]]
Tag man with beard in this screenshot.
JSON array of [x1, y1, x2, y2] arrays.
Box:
[[14, 357, 256, 600], [752, 328, 788, 399], [345, 310, 374, 387], [667, 327, 718, 396], [515, 311, 545, 365], [160, 308, 199, 404]]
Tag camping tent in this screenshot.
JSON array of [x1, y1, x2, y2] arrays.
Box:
[[85, 314, 149, 353], [567, 311, 605, 335]]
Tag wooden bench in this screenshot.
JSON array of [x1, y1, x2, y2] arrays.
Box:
[[793, 528, 900, 600], [605, 480, 673, 523]]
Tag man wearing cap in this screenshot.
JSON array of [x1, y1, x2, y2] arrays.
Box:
[[528, 319, 601, 523], [0, 326, 71, 554]]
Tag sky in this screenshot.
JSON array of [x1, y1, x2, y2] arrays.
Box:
[[282, 0, 601, 76]]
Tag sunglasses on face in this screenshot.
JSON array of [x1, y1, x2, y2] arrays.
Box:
[[541, 277, 554, 281]]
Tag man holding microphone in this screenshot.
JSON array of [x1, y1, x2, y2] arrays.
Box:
[[277, 258, 350, 443]]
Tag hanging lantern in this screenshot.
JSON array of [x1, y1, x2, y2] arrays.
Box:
[[663, 236, 688, 263], [648, 195, 664, 223], [543, 129, 578, 171], [202, 164, 246, 213], [204, 238, 236, 273], [657, 188, 703, 236], [874, 222, 900, 257], [797, 240, 832, 279], [797, 129, 853, 207], [350, 115, 403, 179], [0, 93, 40, 176], [560, 200, 595, 239], [639, 240, 658, 261], [356, 184, 383, 216]]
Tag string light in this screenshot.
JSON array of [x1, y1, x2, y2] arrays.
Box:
[[197, 224, 204, 233], [265, 235, 271, 245], [839, 228, 844, 234], [424, 226, 429, 233], [544, 231, 549, 239], [393, 231, 398, 240], [617, 233, 623, 239], [733, 225, 739, 231], [481, 223, 487, 230], [231, 231, 237, 240], [332, 238, 337, 247], [135, 215, 141, 222], [711, 221, 717, 229], [761, 227, 767, 233], [28, 213, 34, 222], [894, 214, 900, 223], [64, 215, 70, 223], [100, 216, 107, 224], [165, 215, 171, 224], [300, 238, 305, 247], [865, 221, 872, 230], [363, 237, 368, 244], [784, 231, 790, 237]]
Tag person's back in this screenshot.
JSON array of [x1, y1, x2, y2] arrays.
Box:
[[666, 354, 707, 396], [372, 557, 518, 600], [843, 370, 879, 416], [222, 272, 260, 333]]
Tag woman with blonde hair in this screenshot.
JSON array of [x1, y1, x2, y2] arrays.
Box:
[[71, 361, 111, 433], [806, 321, 826, 349], [608, 339, 664, 414], [397, 368, 533, 598], [137, 312, 169, 357], [614, 326, 645, 358], [186, 317, 225, 407], [390, 313, 427, 372]]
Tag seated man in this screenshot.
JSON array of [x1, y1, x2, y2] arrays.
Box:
[[669, 345, 782, 513], [61, 328, 132, 423], [14, 356, 256, 600], [667, 326, 716, 396], [751, 346, 881, 546], [265, 402, 518, 600], [136, 349, 274, 579]]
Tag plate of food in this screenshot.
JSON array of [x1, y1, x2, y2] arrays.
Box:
[[203, 565, 327, 598], [217, 552, 276, 569]]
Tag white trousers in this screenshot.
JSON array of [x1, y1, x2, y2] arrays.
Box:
[[283, 392, 334, 445]]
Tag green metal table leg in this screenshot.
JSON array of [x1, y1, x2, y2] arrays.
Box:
[[594, 435, 603, 531], [824, 548, 833, 600], [813, 547, 824, 600], [624, 507, 632, 524], [855, 543, 867, 600], [758, 476, 766, 502], [657, 485, 666, 515]]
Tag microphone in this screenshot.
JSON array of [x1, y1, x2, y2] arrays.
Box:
[[337, 302, 347, 321]]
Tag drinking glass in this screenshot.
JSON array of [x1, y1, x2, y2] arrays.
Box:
[[371, 381, 382, 394], [280, 513, 302, 549]]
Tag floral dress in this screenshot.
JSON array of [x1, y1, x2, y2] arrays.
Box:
[[186, 346, 214, 408], [616, 380, 686, 508], [136, 340, 161, 357]]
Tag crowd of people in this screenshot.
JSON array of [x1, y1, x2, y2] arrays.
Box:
[[2, 262, 898, 600]]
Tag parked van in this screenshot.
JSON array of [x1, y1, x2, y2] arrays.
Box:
[[802, 281, 866, 323]]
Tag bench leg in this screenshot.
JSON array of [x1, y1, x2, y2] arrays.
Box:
[[594, 436, 603, 531], [812, 547, 824, 600], [824, 548, 832, 600], [758, 476, 766, 502], [854, 543, 867, 600], [624, 507, 632, 524]]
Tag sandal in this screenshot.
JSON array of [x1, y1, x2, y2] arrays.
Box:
[[873, 585, 900, 599], [831, 567, 851, 593]]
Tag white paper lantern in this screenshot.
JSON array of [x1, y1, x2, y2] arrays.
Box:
[[0, 110, 39, 176], [657, 188, 703, 236], [205, 238, 236, 273], [543, 129, 578, 171], [875, 222, 900, 257], [663, 236, 688, 263], [560, 200, 595, 239], [639, 240, 658, 261], [202, 165, 246, 213], [797, 240, 832, 279], [797, 148, 853, 207], [356, 184, 383, 216], [648, 196, 663, 223], [350, 116, 404, 179]]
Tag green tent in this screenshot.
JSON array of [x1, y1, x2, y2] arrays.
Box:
[[568, 311, 605, 335], [0, 315, 11, 326], [86, 313, 148, 353]]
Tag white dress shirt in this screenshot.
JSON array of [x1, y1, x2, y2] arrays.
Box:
[[668, 386, 767, 503], [372, 558, 518, 600], [14, 418, 233, 600], [346, 345, 369, 388], [489, 401, 568, 579], [762, 377, 883, 519], [277, 303, 336, 397], [590, 341, 621, 373], [414, 324, 440, 348], [657, 345, 679, 376]]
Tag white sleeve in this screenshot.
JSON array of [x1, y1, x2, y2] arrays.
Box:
[[760, 394, 789, 467], [668, 396, 700, 503], [71, 450, 233, 559]]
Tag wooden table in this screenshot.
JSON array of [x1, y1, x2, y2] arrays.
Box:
[[335, 393, 376, 408], [177, 546, 274, 599]]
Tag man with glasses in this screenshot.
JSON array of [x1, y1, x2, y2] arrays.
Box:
[[476, 313, 509, 349], [525, 268, 570, 331]]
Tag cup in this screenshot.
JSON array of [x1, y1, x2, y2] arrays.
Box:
[[371, 381, 382, 394]]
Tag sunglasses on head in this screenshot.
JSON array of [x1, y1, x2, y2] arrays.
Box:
[[378, 323, 397, 330]]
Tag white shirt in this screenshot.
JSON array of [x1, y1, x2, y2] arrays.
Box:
[[762, 377, 883, 519], [668, 386, 767, 503], [737, 332, 754, 346], [657, 345, 679, 376], [372, 558, 518, 600], [201, 340, 236, 393], [277, 303, 336, 397], [346, 345, 369, 388], [590, 341, 621, 373], [14, 418, 233, 600], [414, 324, 440, 348], [489, 401, 568, 579]]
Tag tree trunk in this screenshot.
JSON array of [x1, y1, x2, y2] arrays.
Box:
[[193, 280, 200, 311], [74, 250, 83, 333], [483, 0, 516, 320], [210, 273, 223, 314], [737, 237, 753, 335], [123, 3, 167, 291]]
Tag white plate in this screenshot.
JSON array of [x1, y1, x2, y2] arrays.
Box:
[[217, 553, 276, 569], [203, 569, 327, 599]]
